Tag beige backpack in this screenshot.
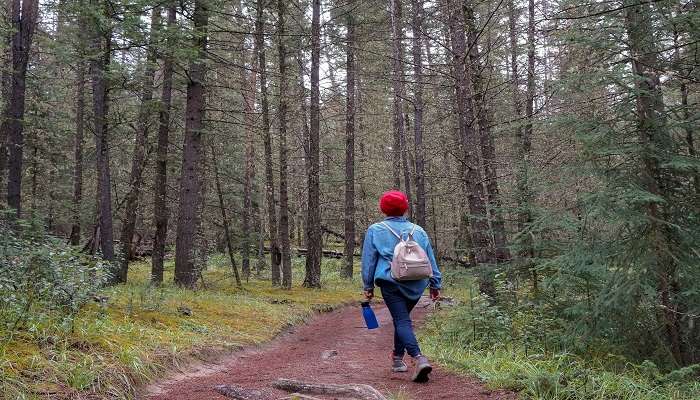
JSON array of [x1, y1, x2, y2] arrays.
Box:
[[381, 222, 433, 281]]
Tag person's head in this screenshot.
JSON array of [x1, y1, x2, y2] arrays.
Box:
[[379, 190, 409, 217]]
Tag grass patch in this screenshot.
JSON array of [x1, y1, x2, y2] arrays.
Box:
[[418, 271, 700, 400], [0, 256, 361, 399]]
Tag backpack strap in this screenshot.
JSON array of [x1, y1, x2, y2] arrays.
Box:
[[408, 224, 417, 240], [380, 222, 403, 241]]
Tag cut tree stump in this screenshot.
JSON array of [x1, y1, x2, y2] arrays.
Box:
[[273, 379, 387, 400], [214, 384, 272, 400]]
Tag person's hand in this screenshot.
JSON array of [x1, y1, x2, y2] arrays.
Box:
[[429, 288, 441, 301], [363, 289, 374, 300]]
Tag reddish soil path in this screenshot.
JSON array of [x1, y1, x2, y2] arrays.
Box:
[[142, 298, 514, 400]]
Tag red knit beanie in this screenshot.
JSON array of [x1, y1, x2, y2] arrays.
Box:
[[379, 190, 409, 216]]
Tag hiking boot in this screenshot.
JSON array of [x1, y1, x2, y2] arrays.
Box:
[[411, 355, 432, 383], [391, 352, 408, 372]]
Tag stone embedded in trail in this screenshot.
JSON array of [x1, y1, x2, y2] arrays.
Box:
[[321, 349, 338, 360], [279, 394, 323, 400], [214, 384, 271, 400]]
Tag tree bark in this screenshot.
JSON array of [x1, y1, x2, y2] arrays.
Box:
[[464, 4, 510, 263], [400, 112, 413, 218], [625, 0, 685, 366], [174, 0, 208, 288], [343, 3, 356, 278], [258, 0, 281, 285], [70, 59, 86, 245], [2, 0, 39, 219], [89, 0, 116, 274], [445, 0, 496, 279], [277, 0, 293, 289], [212, 148, 242, 287], [118, 7, 161, 282], [304, 0, 322, 288], [151, 4, 177, 285], [388, 0, 405, 190], [242, 3, 262, 281], [410, 0, 426, 227]]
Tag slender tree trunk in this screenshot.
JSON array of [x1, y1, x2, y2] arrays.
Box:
[[401, 112, 413, 218], [343, 3, 356, 278], [465, 4, 511, 262], [296, 47, 311, 194], [151, 4, 176, 285], [277, 0, 293, 289], [509, 0, 535, 274], [2, 0, 39, 219], [388, 0, 405, 190], [445, 0, 496, 288], [258, 0, 280, 285], [89, 1, 116, 273], [70, 59, 86, 245], [242, 6, 262, 282], [119, 7, 161, 282], [410, 0, 426, 227], [212, 148, 242, 287], [521, 0, 537, 289], [681, 83, 699, 195], [625, 0, 685, 365], [174, 0, 208, 288], [303, 0, 322, 288], [0, 3, 10, 196]]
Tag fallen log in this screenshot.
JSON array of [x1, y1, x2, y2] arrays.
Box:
[[272, 379, 387, 400], [213, 384, 271, 400]]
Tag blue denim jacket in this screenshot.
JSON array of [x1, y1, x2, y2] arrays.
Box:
[[361, 216, 442, 301]]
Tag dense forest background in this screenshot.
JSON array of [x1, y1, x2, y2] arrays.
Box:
[[0, 0, 699, 397]]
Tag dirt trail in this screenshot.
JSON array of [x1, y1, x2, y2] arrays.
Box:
[[142, 298, 514, 400]]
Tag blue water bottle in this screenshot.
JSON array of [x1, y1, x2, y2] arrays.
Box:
[[361, 301, 379, 330]]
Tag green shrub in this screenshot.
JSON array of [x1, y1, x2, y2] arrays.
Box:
[[0, 216, 110, 337], [420, 275, 700, 400]]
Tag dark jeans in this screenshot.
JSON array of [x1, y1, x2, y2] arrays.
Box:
[[379, 282, 421, 358]]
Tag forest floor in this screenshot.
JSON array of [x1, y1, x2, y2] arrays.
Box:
[[142, 297, 515, 400]]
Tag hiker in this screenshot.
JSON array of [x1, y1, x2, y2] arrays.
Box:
[[361, 190, 442, 383]]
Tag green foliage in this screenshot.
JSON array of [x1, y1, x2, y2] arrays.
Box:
[[0, 215, 110, 338], [420, 273, 700, 400]]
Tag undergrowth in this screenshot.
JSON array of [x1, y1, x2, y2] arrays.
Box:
[[0, 255, 361, 399], [419, 271, 700, 400]]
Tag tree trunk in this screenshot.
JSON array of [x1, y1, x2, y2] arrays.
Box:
[[625, 0, 685, 366], [242, 5, 262, 282], [343, 3, 356, 278], [174, 0, 208, 288], [445, 0, 495, 282], [410, 0, 426, 227], [388, 0, 405, 190], [90, 0, 116, 273], [2, 0, 39, 219], [258, 0, 281, 285], [400, 112, 413, 218], [277, 0, 293, 289], [151, 4, 176, 285], [681, 84, 699, 195], [119, 7, 161, 282], [213, 148, 242, 287], [70, 59, 86, 245], [465, 4, 510, 263], [303, 0, 322, 288]]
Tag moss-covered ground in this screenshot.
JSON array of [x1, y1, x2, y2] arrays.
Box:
[[0, 255, 361, 399]]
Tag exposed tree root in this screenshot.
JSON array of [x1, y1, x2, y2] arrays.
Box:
[[273, 378, 387, 400]]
